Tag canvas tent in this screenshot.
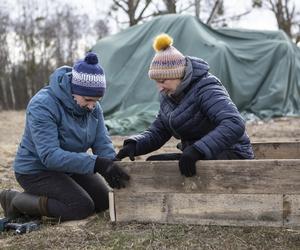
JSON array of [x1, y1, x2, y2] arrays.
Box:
[[92, 14, 300, 135]]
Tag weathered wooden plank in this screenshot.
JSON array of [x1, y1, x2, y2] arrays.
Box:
[[117, 159, 300, 194], [113, 152, 300, 226], [282, 194, 300, 227], [252, 141, 300, 159], [114, 192, 283, 227], [109, 192, 116, 222]]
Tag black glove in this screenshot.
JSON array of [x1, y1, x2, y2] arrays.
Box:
[[179, 146, 204, 177], [94, 157, 130, 189], [116, 141, 136, 161]]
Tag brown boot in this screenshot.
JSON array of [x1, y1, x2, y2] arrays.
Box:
[[0, 189, 22, 219]]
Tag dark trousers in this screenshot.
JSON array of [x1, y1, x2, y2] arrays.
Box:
[[15, 171, 110, 221]]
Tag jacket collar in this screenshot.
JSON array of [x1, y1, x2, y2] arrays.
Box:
[[168, 56, 209, 103], [49, 66, 90, 117]]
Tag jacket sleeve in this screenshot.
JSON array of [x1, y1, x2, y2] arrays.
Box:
[[91, 104, 116, 159], [127, 111, 172, 155], [27, 101, 96, 174], [194, 83, 245, 159]]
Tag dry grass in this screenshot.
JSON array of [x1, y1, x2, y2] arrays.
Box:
[[1, 111, 300, 249], [1, 215, 300, 249]]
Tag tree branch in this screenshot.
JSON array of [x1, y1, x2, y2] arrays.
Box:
[[136, 0, 152, 22], [212, 10, 252, 24], [268, 0, 277, 13], [113, 0, 128, 13], [132, 0, 142, 13], [178, 3, 194, 13], [207, 0, 223, 25]]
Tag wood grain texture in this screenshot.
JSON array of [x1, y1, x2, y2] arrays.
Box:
[[109, 192, 115, 222], [252, 142, 300, 159], [111, 143, 300, 226], [117, 159, 300, 194], [282, 194, 300, 227], [114, 192, 283, 227]]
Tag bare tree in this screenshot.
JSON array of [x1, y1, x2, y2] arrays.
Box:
[[12, 0, 38, 107], [0, 0, 110, 109], [110, 0, 153, 26], [158, 0, 227, 27], [195, 0, 201, 19], [206, 0, 223, 25], [108, 0, 251, 29], [253, 0, 300, 42], [0, 9, 11, 109], [49, 6, 91, 66], [163, 0, 177, 13], [94, 19, 110, 40], [5, 0, 98, 109]]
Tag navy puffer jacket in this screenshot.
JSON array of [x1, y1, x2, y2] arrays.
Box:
[[128, 56, 254, 160]]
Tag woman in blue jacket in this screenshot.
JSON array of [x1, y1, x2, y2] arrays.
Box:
[[117, 34, 254, 177], [0, 52, 129, 221]]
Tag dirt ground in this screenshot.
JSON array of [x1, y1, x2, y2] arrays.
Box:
[[1, 110, 300, 249]]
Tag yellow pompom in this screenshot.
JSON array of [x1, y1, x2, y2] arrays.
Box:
[[153, 33, 173, 52]]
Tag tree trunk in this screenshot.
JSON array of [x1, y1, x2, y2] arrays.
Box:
[[195, 0, 201, 19], [163, 0, 177, 13]]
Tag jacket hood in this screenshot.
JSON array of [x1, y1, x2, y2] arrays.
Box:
[[49, 66, 89, 116], [171, 56, 209, 100], [188, 56, 210, 80]]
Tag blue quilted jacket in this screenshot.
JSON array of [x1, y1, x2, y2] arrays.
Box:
[[128, 57, 254, 160]]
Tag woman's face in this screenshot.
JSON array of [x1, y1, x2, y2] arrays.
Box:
[[73, 94, 101, 111], [155, 79, 181, 95]]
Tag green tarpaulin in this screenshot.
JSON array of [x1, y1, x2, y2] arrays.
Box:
[[92, 14, 300, 135]]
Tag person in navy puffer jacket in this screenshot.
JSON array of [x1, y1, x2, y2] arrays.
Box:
[[0, 52, 129, 221], [117, 34, 254, 177]]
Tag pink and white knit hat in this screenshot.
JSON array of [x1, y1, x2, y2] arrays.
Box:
[[148, 33, 186, 80]]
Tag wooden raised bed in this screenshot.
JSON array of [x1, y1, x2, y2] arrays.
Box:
[[109, 142, 300, 227]]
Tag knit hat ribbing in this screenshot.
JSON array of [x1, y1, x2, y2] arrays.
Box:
[[71, 52, 106, 97], [148, 34, 186, 80]]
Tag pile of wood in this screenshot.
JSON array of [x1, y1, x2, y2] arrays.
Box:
[[109, 142, 300, 227]]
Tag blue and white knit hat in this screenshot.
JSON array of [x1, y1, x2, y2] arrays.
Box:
[[71, 52, 106, 97]]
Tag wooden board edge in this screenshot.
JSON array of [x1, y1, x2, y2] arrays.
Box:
[[109, 191, 116, 222]]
